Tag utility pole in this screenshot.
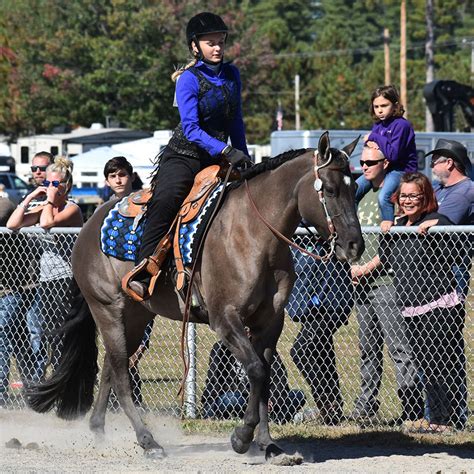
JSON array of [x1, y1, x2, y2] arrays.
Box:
[[425, 0, 435, 131], [294, 74, 300, 130], [384, 28, 391, 85], [400, 0, 407, 117]]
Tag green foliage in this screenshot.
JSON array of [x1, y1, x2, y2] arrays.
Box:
[[0, 0, 472, 141]]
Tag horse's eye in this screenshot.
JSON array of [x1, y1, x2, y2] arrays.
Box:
[[325, 187, 336, 197]]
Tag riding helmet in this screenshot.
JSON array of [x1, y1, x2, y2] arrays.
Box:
[[186, 12, 228, 50]]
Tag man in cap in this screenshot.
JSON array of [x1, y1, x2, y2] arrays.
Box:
[[418, 139, 473, 430]]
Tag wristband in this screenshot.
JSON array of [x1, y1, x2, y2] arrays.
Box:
[[17, 202, 28, 210], [46, 200, 55, 206], [222, 145, 232, 156]]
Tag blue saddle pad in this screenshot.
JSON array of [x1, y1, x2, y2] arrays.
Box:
[[100, 199, 145, 262], [179, 183, 224, 265], [100, 184, 225, 264]]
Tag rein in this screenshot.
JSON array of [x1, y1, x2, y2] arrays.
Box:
[[177, 165, 234, 406], [244, 149, 345, 261]]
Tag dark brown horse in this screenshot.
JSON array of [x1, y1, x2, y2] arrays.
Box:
[[27, 132, 364, 463]]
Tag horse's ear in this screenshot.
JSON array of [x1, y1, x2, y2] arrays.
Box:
[[342, 135, 361, 157], [317, 131, 330, 163]]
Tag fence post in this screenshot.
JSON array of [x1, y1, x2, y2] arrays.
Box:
[[185, 322, 197, 418]]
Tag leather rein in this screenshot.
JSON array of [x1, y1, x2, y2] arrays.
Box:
[[244, 149, 345, 262]]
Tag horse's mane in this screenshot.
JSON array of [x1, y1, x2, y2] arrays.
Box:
[[238, 148, 310, 182]]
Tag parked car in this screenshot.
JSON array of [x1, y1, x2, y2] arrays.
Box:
[[0, 172, 32, 205]]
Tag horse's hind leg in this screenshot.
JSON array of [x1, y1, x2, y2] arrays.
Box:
[[89, 302, 165, 459], [89, 352, 113, 436]]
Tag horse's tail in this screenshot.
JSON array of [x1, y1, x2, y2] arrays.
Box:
[[25, 278, 98, 420]]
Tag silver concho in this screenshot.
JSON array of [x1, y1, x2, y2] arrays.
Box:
[[314, 178, 323, 192]]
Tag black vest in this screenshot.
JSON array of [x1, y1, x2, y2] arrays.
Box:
[[168, 65, 239, 159]]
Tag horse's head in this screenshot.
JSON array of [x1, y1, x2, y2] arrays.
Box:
[[298, 131, 364, 262]]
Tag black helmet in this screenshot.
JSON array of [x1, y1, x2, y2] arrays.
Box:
[[186, 12, 228, 49]]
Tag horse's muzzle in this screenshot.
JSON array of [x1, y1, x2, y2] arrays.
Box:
[[335, 237, 365, 263]]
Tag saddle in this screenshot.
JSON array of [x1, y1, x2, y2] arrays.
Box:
[[122, 160, 239, 302], [118, 189, 152, 218]]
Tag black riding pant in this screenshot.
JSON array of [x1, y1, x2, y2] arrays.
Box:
[[137, 147, 214, 264]]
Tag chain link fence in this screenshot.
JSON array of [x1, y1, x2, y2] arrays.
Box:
[[0, 226, 472, 432]]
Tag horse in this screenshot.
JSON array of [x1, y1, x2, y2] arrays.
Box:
[[27, 132, 364, 463]]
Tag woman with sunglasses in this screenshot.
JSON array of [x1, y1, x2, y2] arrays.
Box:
[[8, 157, 82, 229], [7, 156, 82, 373], [380, 172, 463, 433]]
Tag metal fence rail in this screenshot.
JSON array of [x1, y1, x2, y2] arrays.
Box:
[[0, 226, 472, 432]]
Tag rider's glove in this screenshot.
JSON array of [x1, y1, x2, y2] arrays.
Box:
[[222, 146, 253, 168]]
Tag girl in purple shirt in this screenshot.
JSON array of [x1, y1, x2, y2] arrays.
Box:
[[356, 85, 418, 231]]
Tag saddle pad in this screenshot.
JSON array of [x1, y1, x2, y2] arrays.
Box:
[[100, 199, 145, 262], [180, 183, 225, 265]]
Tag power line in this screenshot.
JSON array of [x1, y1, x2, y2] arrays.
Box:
[[260, 37, 473, 60]]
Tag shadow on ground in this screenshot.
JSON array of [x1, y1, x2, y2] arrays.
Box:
[[276, 430, 474, 464]]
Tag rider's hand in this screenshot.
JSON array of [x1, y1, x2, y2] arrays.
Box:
[[222, 146, 253, 168]]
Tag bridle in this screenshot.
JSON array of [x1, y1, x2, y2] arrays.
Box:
[[245, 148, 349, 261]]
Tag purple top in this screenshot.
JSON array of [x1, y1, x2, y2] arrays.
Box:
[[367, 116, 417, 172], [175, 61, 248, 157]]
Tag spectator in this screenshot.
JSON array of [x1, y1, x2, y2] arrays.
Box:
[[380, 172, 462, 433], [103, 156, 135, 200], [1, 152, 54, 386], [103, 156, 152, 407], [0, 188, 15, 221], [418, 139, 473, 430], [7, 156, 83, 373], [0, 184, 9, 199], [201, 332, 305, 424], [351, 145, 423, 423], [421, 138, 473, 296], [0, 200, 40, 405], [287, 233, 353, 425], [30, 152, 54, 188], [356, 85, 417, 233]]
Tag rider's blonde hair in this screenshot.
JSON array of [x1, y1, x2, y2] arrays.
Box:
[[47, 156, 74, 194], [171, 52, 199, 82]]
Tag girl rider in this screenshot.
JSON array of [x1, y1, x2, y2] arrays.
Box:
[[126, 12, 252, 299]]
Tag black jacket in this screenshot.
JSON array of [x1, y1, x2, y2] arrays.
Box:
[[379, 212, 458, 309]]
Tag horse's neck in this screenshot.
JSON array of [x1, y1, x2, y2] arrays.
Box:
[[243, 156, 309, 238]]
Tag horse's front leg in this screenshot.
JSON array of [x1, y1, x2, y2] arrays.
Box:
[[250, 320, 286, 460], [214, 315, 264, 454]]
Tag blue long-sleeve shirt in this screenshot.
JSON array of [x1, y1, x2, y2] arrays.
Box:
[[367, 116, 417, 172], [175, 61, 248, 157]]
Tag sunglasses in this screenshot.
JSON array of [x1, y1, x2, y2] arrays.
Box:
[[42, 180, 61, 187], [360, 159, 384, 167], [31, 166, 47, 172]]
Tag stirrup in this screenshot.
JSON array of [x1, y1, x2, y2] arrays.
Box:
[[122, 257, 161, 302]]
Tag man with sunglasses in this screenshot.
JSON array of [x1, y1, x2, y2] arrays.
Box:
[[30, 152, 54, 187], [350, 144, 423, 423]]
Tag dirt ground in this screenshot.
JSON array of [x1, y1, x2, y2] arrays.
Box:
[[1, 410, 473, 473]]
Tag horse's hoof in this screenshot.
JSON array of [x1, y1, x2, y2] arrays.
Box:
[[230, 430, 251, 454], [265, 443, 284, 460], [144, 447, 166, 460]]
